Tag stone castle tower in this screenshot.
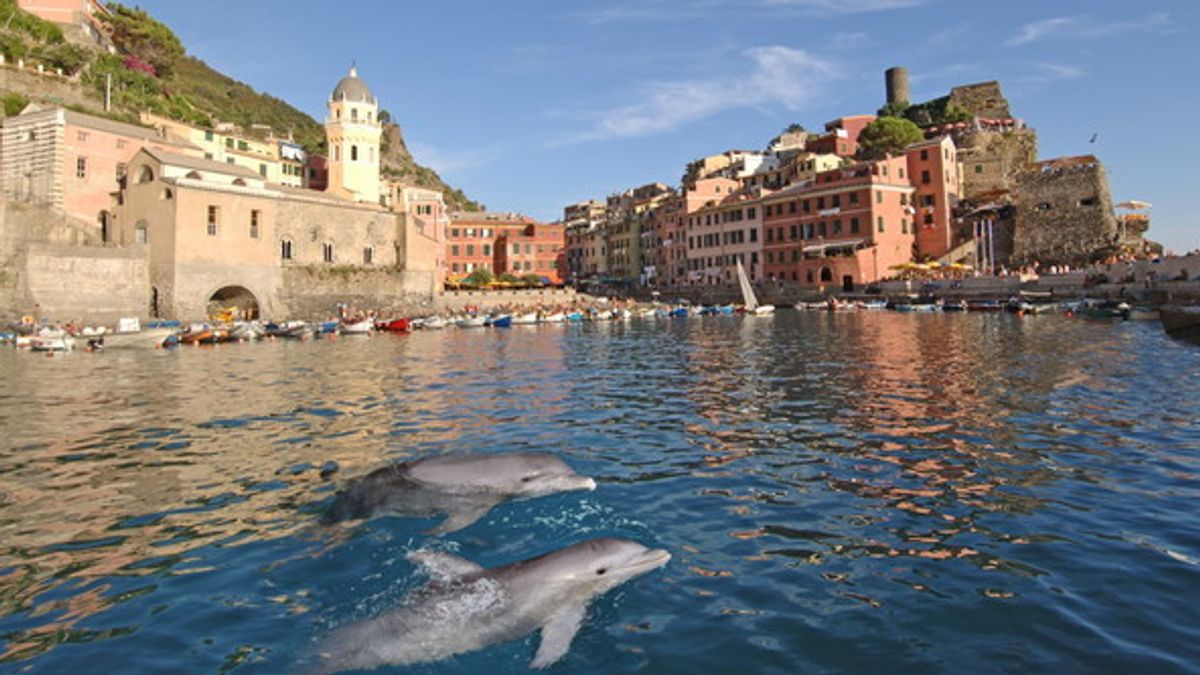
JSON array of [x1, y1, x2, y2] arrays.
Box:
[[325, 66, 382, 204]]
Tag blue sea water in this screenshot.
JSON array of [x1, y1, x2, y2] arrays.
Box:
[[1, 312, 1199, 674]]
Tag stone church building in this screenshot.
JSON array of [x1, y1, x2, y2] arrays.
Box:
[[111, 67, 440, 319]]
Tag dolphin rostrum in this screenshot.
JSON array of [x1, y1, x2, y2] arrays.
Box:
[[310, 538, 671, 672], [321, 453, 597, 534]]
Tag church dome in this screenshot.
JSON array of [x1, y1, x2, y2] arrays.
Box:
[[331, 66, 376, 105]]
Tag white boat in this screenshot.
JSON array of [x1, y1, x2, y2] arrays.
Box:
[[860, 300, 888, 310], [512, 312, 540, 325], [341, 319, 374, 335], [422, 316, 447, 329], [737, 259, 774, 315], [639, 308, 659, 319], [542, 312, 566, 323], [30, 328, 75, 352], [99, 327, 178, 349], [457, 315, 487, 328]]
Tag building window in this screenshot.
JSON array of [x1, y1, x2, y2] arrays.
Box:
[[512, 243, 520, 254], [350, 145, 358, 161], [116, 139, 127, 150], [466, 244, 475, 256], [875, 191, 882, 204], [850, 192, 859, 205], [748, 207, 756, 219], [363, 246, 373, 264], [921, 170, 931, 184], [225, 138, 234, 148], [924, 214, 934, 225], [204, 152, 213, 160], [238, 140, 249, 151], [483, 244, 491, 255], [259, 164, 267, 177], [351, 107, 358, 122], [116, 162, 127, 179], [877, 216, 884, 232], [207, 205, 219, 235], [975, 164, 983, 174], [323, 242, 334, 263], [901, 219, 908, 234], [77, 131, 88, 141], [205, 130, 214, 141], [749, 228, 757, 243], [250, 210, 260, 239], [451, 244, 459, 255], [850, 217, 860, 234], [333, 146, 340, 161], [281, 238, 293, 259], [135, 221, 148, 244], [920, 149, 928, 161], [76, 157, 87, 178], [451, 263, 459, 273]]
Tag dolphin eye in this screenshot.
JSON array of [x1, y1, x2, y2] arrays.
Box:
[[596, 568, 607, 576]]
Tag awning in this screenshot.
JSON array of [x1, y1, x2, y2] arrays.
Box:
[[1115, 200, 1152, 210], [803, 239, 865, 254]]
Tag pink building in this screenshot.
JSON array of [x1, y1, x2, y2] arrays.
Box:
[[904, 136, 962, 260], [685, 187, 764, 284], [16, 0, 110, 47], [806, 115, 876, 158], [761, 156, 915, 290], [0, 106, 199, 241]]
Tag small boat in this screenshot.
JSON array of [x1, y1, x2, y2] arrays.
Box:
[[375, 318, 412, 332], [966, 300, 1003, 312], [828, 299, 857, 312], [893, 303, 939, 313], [1160, 305, 1200, 340], [542, 312, 566, 323], [940, 300, 968, 312], [798, 301, 827, 311], [859, 300, 888, 310], [30, 328, 75, 352], [422, 316, 448, 329], [341, 319, 374, 334], [229, 322, 265, 341], [178, 326, 214, 345], [489, 314, 512, 328], [566, 312, 584, 322], [457, 315, 487, 328], [1079, 300, 1130, 320], [590, 310, 612, 322], [669, 307, 689, 317], [512, 312, 540, 325], [265, 320, 311, 339], [100, 327, 179, 349]]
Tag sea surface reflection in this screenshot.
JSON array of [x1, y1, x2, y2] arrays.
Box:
[[1, 312, 1199, 673]]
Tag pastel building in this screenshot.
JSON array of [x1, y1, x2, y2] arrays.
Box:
[[563, 199, 604, 282], [1, 105, 199, 241], [495, 221, 566, 284], [16, 0, 110, 48], [805, 115, 876, 158], [445, 212, 538, 278], [904, 135, 962, 260], [325, 66, 382, 204], [685, 187, 764, 284], [761, 156, 915, 289]]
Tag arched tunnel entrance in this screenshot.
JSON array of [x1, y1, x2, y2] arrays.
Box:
[[207, 286, 260, 321]]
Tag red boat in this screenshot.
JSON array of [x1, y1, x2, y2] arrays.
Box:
[[375, 318, 412, 332]]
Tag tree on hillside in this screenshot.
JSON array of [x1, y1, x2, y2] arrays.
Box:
[[877, 100, 910, 119], [101, 4, 185, 78], [856, 117, 924, 160]]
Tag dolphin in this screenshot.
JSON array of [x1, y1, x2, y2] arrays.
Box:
[[310, 538, 671, 672], [320, 453, 597, 534]]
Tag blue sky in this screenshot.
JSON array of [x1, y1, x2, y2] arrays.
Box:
[[137, 0, 1197, 252]]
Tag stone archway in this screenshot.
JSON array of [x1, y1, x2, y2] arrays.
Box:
[[819, 267, 833, 283], [207, 285, 260, 320]]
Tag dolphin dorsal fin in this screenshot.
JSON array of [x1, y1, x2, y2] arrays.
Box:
[[407, 550, 484, 581]]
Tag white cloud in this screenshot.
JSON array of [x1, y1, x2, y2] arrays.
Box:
[[551, 46, 836, 146], [578, 0, 923, 24], [1007, 13, 1172, 46], [1017, 62, 1086, 89]]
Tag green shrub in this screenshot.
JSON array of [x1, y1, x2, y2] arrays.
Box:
[[3, 91, 28, 116]]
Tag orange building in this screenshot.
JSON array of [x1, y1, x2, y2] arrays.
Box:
[[761, 155, 915, 290], [495, 222, 566, 284], [904, 135, 962, 260]]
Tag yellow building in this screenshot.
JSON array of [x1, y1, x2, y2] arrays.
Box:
[[325, 66, 382, 205], [140, 112, 297, 187]]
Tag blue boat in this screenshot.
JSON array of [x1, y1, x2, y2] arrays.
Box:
[[490, 315, 512, 328], [670, 307, 689, 317], [566, 312, 584, 322]]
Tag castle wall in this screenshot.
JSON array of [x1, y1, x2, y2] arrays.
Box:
[[1013, 157, 1117, 267]]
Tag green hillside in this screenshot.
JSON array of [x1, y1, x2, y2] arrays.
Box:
[[0, 1, 481, 211]]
